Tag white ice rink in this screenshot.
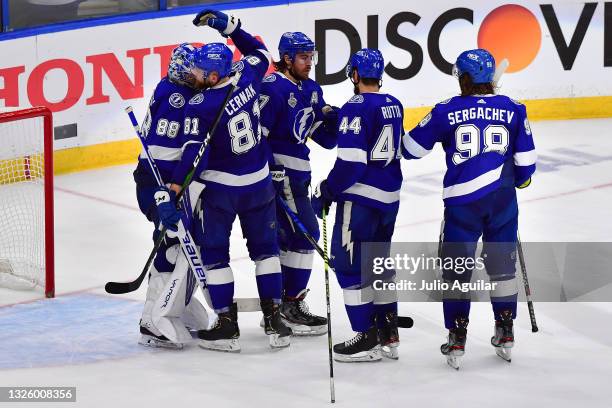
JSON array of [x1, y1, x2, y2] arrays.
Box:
[[1, 118, 612, 408]]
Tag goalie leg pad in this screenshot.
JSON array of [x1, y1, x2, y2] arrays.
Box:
[[152, 253, 192, 344]]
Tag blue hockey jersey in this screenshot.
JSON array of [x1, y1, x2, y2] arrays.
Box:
[[326, 92, 405, 211], [404, 95, 537, 206], [171, 29, 273, 193], [260, 72, 336, 182], [133, 77, 195, 187]]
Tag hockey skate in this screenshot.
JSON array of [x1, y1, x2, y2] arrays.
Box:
[[491, 310, 514, 362], [333, 326, 381, 362], [138, 324, 184, 350], [280, 289, 327, 336], [378, 312, 400, 360], [197, 303, 241, 353], [440, 317, 469, 370], [261, 299, 293, 348]]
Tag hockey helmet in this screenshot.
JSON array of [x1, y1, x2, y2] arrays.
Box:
[[193, 43, 234, 78], [168, 43, 196, 86], [278, 32, 317, 64], [345, 48, 384, 80], [453, 49, 496, 84]]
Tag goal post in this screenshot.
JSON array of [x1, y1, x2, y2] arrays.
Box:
[[0, 107, 54, 298]]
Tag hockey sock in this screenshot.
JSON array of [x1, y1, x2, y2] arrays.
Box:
[[255, 257, 283, 302], [280, 250, 314, 297], [205, 263, 235, 312]]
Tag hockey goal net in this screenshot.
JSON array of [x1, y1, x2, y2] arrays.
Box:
[[0, 107, 54, 298]]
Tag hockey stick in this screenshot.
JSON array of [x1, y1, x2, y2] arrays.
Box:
[[105, 72, 242, 295], [321, 207, 335, 404], [493, 58, 509, 88], [276, 197, 414, 329], [517, 232, 538, 332]]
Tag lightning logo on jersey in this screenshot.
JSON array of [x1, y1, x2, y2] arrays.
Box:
[[293, 107, 316, 143]]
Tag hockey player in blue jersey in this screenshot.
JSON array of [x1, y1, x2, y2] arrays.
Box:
[[259, 32, 338, 336], [133, 43, 209, 349], [167, 10, 292, 351], [403, 49, 536, 368], [312, 49, 405, 362]]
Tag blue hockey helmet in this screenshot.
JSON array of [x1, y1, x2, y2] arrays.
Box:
[[278, 32, 317, 64], [193, 42, 234, 78], [168, 43, 196, 86], [453, 49, 496, 84], [345, 48, 384, 80]]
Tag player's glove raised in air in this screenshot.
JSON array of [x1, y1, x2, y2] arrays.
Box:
[[193, 9, 241, 37], [270, 164, 286, 195], [154, 187, 181, 232], [322, 105, 339, 133], [312, 180, 334, 219], [517, 177, 531, 189]]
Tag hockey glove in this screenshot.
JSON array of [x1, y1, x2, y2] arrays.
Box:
[[193, 10, 241, 37], [154, 187, 181, 232], [270, 164, 286, 195], [322, 105, 339, 133], [517, 177, 532, 189], [312, 180, 334, 219]]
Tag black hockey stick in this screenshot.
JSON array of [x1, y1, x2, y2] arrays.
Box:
[[517, 232, 538, 332], [276, 198, 414, 329], [105, 72, 242, 294], [321, 207, 335, 404]]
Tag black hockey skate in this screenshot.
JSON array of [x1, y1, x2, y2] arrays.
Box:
[[280, 289, 327, 336], [378, 312, 400, 360], [333, 326, 381, 362], [261, 299, 292, 348], [138, 324, 184, 350], [440, 317, 469, 370], [197, 303, 240, 353], [491, 310, 514, 362]]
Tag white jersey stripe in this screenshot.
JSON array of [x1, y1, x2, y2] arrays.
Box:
[[201, 163, 269, 187], [514, 149, 537, 166], [141, 145, 182, 162], [343, 183, 401, 204], [273, 153, 311, 172], [403, 133, 433, 158], [443, 164, 503, 199], [338, 148, 367, 164]]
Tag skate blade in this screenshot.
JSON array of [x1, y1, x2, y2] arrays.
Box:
[[334, 347, 382, 363], [198, 338, 241, 353], [446, 355, 462, 370], [381, 343, 399, 360], [269, 333, 291, 349], [139, 334, 183, 350], [495, 346, 512, 362], [284, 321, 327, 336]]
